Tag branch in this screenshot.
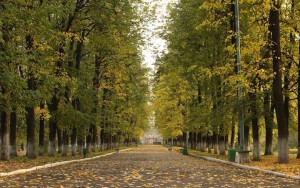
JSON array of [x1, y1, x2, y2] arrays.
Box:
[[280, 19, 299, 34], [85, 23, 96, 37], [288, 81, 298, 91], [81, 51, 92, 58], [282, 51, 299, 66]]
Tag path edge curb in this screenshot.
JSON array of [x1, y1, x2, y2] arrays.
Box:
[[0, 148, 133, 177], [188, 153, 300, 181]]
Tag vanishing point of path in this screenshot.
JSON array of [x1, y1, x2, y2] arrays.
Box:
[[0, 145, 298, 187]]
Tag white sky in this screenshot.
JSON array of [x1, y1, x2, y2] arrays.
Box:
[[141, 0, 172, 70], [139, 0, 174, 139]]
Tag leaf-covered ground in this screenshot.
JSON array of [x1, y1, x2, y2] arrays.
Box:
[[188, 149, 300, 176], [0, 148, 129, 173], [0, 145, 298, 187]]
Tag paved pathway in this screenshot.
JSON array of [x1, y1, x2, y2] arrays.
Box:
[[0, 145, 298, 187]]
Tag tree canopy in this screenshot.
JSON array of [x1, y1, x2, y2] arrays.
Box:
[[0, 0, 151, 160], [154, 0, 300, 163]]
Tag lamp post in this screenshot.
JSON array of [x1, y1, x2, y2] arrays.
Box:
[[234, 0, 244, 152], [234, 0, 249, 162]]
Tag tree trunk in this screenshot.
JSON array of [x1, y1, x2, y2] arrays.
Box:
[[193, 132, 197, 149], [57, 128, 62, 154], [297, 42, 300, 159], [92, 124, 97, 152], [71, 127, 77, 156], [284, 63, 291, 134], [208, 136, 212, 153], [199, 132, 202, 151], [250, 93, 260, 161], [200, 133, 205, 152], [230, 0, 236, 72], [219, 120, 226, 155], [1, 10, 11, 161], [48, 117, 56, 156], [93, 129, 98, 149], [86, 126, 92, 151], [244, 124, 250, 150], [77, 137, 84, 155], [61, 130, 68, 156], [195, 132, 198, 150], [269, 0, 289, 163], [190, 132, 194, 149], [48, 80, 59, 156], [109, 133, 112, 149], [230, 114, 235, 148], [284, 79, 291, 130], [213, 132, 218, 154], [225, 135, 228, 150], [92, 55, 101, 152], [101, 87, 109, 150], [100, 129, 105, 150], [26, 106, 35, 159], [39, 103, 45, 156], [1, 111, 10, 161], [229, 115, 235, 148], [48, 83, 60, 157], [204, 134, 207, 149], [264, 93, 274, 155], [196, 132, 201, 150], [48, 100, 57, 157], [26, 79, 36, 159], [25, 35, 36, 159], [9, 110, 17, 157], [219, 135, 226, 155]]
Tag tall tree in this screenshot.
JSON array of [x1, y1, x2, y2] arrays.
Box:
[[250, 91, 260, 160], [297, 34, 300, 159], [0, 110, 10, 161], [39, 103, 45, 156], [264, 93, 274, 155], [9, 110, 17, 157], [269, 0, 289, 163], [25, 34, 36, 159]]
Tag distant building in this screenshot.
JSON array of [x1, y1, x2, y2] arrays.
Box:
[[141, 125, 163, 145]]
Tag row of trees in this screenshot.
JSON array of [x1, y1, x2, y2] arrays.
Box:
[[154, 0, 300, 163], [0, 0, 150, 161]]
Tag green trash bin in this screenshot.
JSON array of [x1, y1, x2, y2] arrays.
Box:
[[182, 147, 188, 155], [83, 148, 89, 158], [228, 149, 236, 162]]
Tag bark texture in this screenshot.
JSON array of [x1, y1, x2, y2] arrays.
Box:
[[250, 93, 260, 161], [269, 0, 289, 163], [264, 93, 274, 155], [9, 111, 17, 157], [1, 111, 10, 161], [39, 103, 45, 156]]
